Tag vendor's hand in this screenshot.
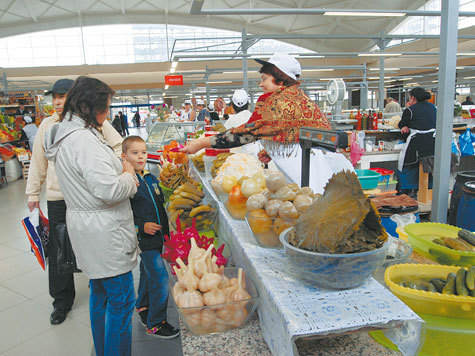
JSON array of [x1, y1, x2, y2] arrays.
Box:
[[258, 149, 272, 164], [144, 222, 162, 235], [180, 138, 206, 154], [401, 126, 409, 134], [27, 201, 39, 212]]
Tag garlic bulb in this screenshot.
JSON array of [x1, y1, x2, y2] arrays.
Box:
[[184, 312, 201, 327], [231, 307, 248, 327], [177, 286, 204, 309], [229, 268, 251, 306], [199, 271, 222, 293], [200, 309, 216, 329], [176, 257, 199, 290], [172, 282, 185, 303], [193, 245, 213, 278], [189, 238, 206, 261], [203, 286, 227, 306]]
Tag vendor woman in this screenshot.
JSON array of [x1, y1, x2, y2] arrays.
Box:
[[181, 53, 331, 156], [397, 87, 436, 195]]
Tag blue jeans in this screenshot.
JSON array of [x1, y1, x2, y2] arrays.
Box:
[[89, 271, 135, 356], [136, 249, 169, 328]]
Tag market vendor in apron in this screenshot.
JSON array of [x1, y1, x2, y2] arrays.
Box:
[[397, 87, 437, 196], [180, 53, 351, 193]]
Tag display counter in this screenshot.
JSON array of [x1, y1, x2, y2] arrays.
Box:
[[174, 165, 423, 356]]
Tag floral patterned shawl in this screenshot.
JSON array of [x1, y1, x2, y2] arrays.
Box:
[[211, 84, 330, 155]]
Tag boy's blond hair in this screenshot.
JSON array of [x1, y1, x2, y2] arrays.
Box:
[[122, 135, 146, 153]]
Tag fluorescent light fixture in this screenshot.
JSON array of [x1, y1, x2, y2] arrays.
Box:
[[457, 52, 475, 56], [432, 80, 438, 83], [206, 81, 232, 84], [465, 76, 475, 80], [169, 61, 178, 73], [399, 77, 413, 81], [222, 71, 240, 74], [318, 78, 330, 81], [369, 68, 400, 71], [456, 66, 465, 69], [368, 76, 392, 80], [358, 53, 402, 57], [324, 11, 405, 17], [302, 69, 334, 72], [163, 96, 178, 99], [164, 85, 169, 90]]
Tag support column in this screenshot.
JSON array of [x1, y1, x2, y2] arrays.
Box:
[[360, 63, 368, 110], [378, 52, 385, 111], [242, 28, 249, 92], [204, 67, 210, 105], [432, 0, 459, 223], [2, 72, 7, 94], [250, 92, 255, 111]]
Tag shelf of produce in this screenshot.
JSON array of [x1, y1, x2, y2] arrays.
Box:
[[192, 165, 422, 356]]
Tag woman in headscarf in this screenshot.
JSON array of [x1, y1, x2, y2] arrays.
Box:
[[181, 53, 331, 157]]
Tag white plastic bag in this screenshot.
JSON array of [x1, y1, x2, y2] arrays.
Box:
[[390, 213, 417, 230], [271, 147, 354, 194]]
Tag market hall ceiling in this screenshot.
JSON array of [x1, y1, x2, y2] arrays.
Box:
[[0, 0, 432, 53], [1, 0, 474, 94]]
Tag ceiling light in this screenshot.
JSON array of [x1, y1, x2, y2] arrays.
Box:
[[358, 53, 402, 57], [368, 76, 392, 80], [456, 66, 465, 69], [399, 77, 413, 81], [465, 76, 475, 80], [324, 11, 405, 17], [457, 52, 475, 56], [432, 80, 438, 83], [169, 61, 178, 74], [163, 96, 178, 99], [222, 71, 240, 74], [206, 81, 232, 84], [369, 68, 400, 71], [301, 69, 334, 72], [164, 85, 169, 90]]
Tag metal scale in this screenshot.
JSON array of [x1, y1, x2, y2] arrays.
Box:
[[299, 127, 348, 187]]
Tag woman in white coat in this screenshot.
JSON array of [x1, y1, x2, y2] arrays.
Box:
[[45, 76, 139, 356]]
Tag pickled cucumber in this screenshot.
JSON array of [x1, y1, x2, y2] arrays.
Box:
[[466, 266, 475, 291], [442, 273, 456, 295], [429, 278, 446, 293], [458, 229, 475, 247], [456, 268, 469, 296]]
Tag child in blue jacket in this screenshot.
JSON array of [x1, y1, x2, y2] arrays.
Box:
[[122, 136, 179, 338]]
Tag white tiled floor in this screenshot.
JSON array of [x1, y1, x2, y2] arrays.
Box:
[[0, 143, 181, 356]]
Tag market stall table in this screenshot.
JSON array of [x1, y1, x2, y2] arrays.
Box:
[[187, 167, 423, 356]]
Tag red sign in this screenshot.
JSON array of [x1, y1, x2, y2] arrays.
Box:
[[165, 75, 183, 86]]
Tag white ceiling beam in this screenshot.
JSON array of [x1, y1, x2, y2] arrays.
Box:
[[22, 0, 37, 22], [0, 0, 18, 22]]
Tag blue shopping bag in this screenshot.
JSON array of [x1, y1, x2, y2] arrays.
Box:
[[21, 208, 48, 271]]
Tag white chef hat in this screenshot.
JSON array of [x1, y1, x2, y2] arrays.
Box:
[[208, 102, 214, 111], [255, 53, 301, 80], [232, 89, 249, 107], [184, 100, 192, 105], [196, 99, 205, 106], [24, 115, 33, 124]]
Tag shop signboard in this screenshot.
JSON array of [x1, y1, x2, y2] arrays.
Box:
[[165, 75, 184, 86]]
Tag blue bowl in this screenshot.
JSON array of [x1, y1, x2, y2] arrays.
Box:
[[355, 169, 381, 190], [280, 228, 391, 289]]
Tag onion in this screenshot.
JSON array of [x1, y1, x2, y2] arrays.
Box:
[[241, 178, 261, 198]]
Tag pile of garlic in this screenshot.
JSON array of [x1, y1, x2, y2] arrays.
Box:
[[172, 239, 251, 333]]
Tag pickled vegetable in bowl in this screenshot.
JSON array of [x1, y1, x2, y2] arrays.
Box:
[[245, 211, 297, 249]]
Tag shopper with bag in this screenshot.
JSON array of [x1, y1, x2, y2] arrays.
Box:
[[44, 76, 139, 356], [25, 78, 123, 326]]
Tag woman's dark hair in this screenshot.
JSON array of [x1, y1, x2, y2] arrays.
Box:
[[223, 114, 229, 120], [259, 63, 299, 87], [61, 76, 114, 127], [232, 102, 249, 113], [410, 87, 431, 102]]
